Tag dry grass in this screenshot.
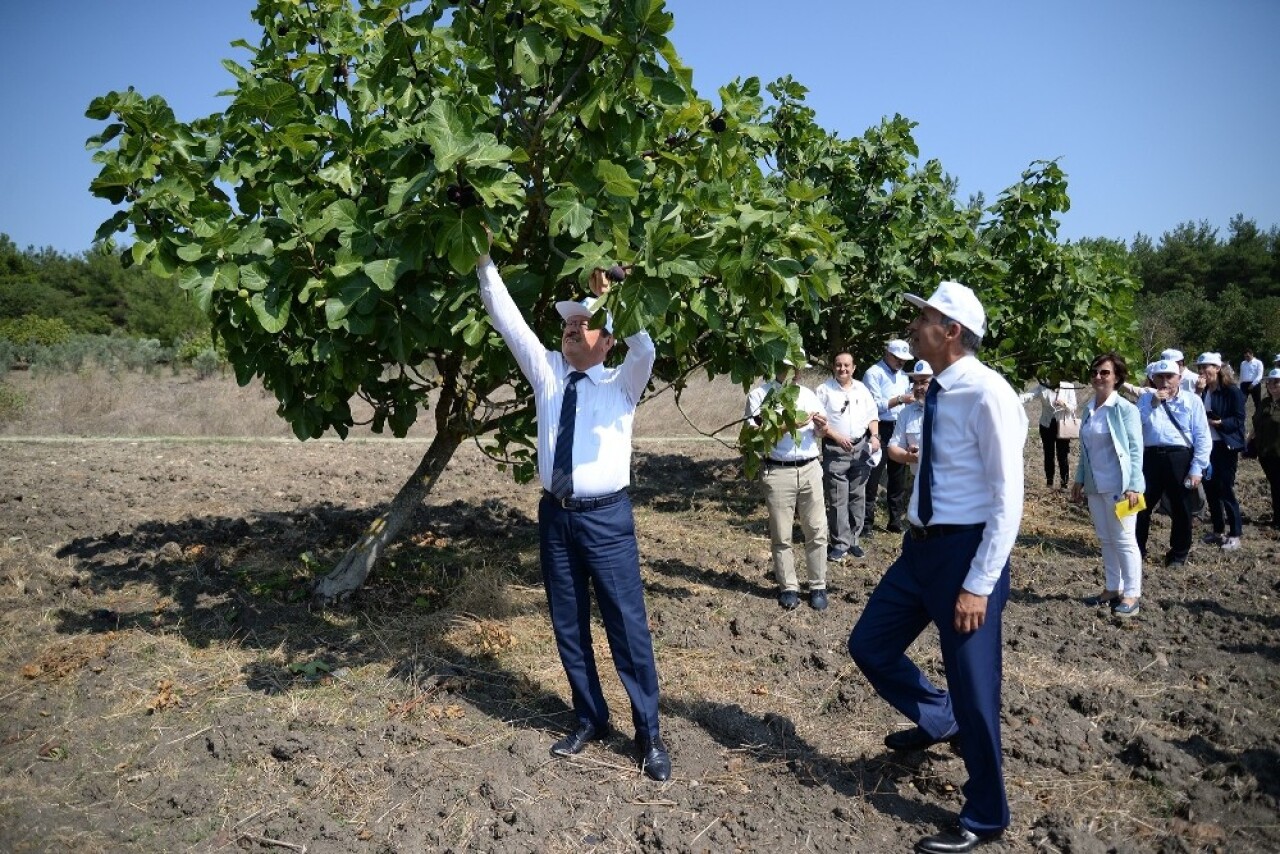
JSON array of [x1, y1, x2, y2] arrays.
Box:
[[0, 366, 758, 441]]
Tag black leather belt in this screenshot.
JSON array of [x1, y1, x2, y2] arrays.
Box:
[[766, 457, 818, 467], [1147, 445, 1190, 454], [542, 488, 628, 511], [908, 523, 985, 541]]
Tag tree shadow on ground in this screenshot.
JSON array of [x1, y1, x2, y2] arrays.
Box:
[[48, 498, 543, 668], [664, 696, 954, 827], [645, 555, 777, 600]]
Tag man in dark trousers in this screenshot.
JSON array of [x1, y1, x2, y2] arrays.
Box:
[[848, 282, 1026, 853], [476, 243, 670, 782], [863, 339, 915, 534]]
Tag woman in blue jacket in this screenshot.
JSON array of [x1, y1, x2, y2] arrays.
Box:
[[1196, 352, 1247, 550], [1071, 353, 1145, 617]]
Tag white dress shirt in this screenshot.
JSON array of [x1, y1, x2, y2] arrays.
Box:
[[815, 377, 878, 442], [863, 360, 911, 422], [478, 258, 654, 498], [1240, 357, 1264, 385], [889, 401, 926, 474], [746, 381, 823, 462], [1180, 367, 1199, 394], [906, 355, 1028, 596]]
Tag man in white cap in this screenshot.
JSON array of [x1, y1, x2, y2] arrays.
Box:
[[815, 351, 879, 560], [476, 244, 670, 782], [1160, 348, 1199, 395], [886, 359, 934, 475], [863, 338, 916, 534], [746, 355, 830, 610], [848, 281, 1026, 854], [1134, 358, 1212, 567]]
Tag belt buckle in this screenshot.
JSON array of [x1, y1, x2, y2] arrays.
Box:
[[558, 494, 573, 510]]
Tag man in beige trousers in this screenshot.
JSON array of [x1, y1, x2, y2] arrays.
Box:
[[745, 358, 829, 611]]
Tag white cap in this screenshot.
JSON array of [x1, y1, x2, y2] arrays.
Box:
[[904, 280, 986, 338], [555, 296, 613, 334], [1267, 367, 1280, 380], [1150, 359, 1180, 376], [908, 359, 933, 377], [1160, 348, 1184, 363], [1195, 352, 1222, 366], [885, 339, 913, 360]]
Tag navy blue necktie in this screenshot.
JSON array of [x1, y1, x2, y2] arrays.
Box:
[[918, 378, 940, 525], [550, 371, 587, 499]]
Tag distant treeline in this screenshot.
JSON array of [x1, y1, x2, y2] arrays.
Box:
[[1130, 215, 1280, 365], [2, 214, 1278, 366], [0, 233, 205, 346]]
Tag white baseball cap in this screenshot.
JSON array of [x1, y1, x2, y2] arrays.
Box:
[[904, 281, 986, 338], [1150, 359, 1180, 376], [885, 339, 913, 360], [555, 296, 613, 334], [1160, 348, 1184, 363], [908, 359, 934, 377], [1267, 367, 1280, 380], [1195, 352, 1222, 366]]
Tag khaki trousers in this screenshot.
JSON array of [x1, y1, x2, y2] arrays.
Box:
[[761, 459, 828, 592]]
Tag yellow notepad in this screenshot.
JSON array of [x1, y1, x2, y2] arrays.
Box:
[[1115, 494, 1146, 519]]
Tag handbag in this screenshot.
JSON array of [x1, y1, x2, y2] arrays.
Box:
[[1056, 411, 1081, 440]]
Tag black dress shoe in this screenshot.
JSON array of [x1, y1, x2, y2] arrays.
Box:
[[550, 721, 608, 757], [637, 736, 671, 781], [914, 822, 1000, 853], [884, 724, 959, 752]]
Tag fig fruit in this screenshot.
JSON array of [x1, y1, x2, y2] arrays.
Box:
[[709, 116, 727, 133], [606, 265, 627, 283]]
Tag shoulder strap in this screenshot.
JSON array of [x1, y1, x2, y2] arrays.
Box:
[[1159, 397, 1193, 447]]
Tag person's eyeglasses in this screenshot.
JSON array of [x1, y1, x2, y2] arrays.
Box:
[[1091, 368, 1112, 377], [839, 400, 849, 414], [561, 319, 590, 330]]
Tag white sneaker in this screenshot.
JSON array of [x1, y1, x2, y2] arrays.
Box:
[[1221, 537, 1241, 551]]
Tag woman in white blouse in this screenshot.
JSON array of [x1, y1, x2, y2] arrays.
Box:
[[1071, 353, 1146, 617], [1020, 378, 1079, 489]]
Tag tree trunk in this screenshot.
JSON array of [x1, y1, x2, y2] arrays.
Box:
[[311, 427, 466, 606]]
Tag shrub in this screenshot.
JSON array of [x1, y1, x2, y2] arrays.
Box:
[[0, 381, 25, 423], [0, 315, 73, 350], [192, 348, 222, 380]]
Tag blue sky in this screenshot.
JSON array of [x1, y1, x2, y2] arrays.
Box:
[[2, 1, 1277, 256]]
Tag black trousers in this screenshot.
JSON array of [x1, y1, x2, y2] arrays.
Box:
[[1136, 446, 1193, 561], [1204, 441, 1242, 537], [1259, 455, 1280, 527], [1242, 382, 1261, 409], [1038, 421, 1070, 486], [865, 420, 908, 530]]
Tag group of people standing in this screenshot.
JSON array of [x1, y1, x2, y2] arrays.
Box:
[[473, 233, 1274, 852], [743, 282, 1025, 852], [744, 337, 942, 611], [1032, 347, 1280, 621]]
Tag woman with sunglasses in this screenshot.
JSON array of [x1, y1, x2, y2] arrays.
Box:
[[1071, 353, 1145, 617], [1248, 368, 1280, 529], [1196, 352, 1247, 550]]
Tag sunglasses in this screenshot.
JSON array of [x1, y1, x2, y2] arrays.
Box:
[[1090, 368, 1112, 377]]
